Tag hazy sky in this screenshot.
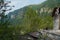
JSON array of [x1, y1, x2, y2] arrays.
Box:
[[6, 0, 46, 14]]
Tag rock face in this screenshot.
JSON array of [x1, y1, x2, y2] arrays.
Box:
[[59, 14, 60, 29], [53, 8, 60, 30], [40, 30, 60, 40], [53, 14, 59, 30]]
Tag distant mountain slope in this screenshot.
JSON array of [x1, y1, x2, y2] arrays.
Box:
[[7, 6, 29, 26], [7, 0, 60, 26]]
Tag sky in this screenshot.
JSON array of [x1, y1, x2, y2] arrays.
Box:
[[6, 0, 46, 14]]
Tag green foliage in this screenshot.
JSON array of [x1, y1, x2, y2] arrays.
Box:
[[19, 7, 40, 34], [18, 7, 53, 34]]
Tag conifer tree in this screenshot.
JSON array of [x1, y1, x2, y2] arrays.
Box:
[[0, 0, 15, 40]]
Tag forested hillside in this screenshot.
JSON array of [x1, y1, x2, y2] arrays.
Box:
[[1, 0, 60, 40], [7, 0, 60, 34]]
